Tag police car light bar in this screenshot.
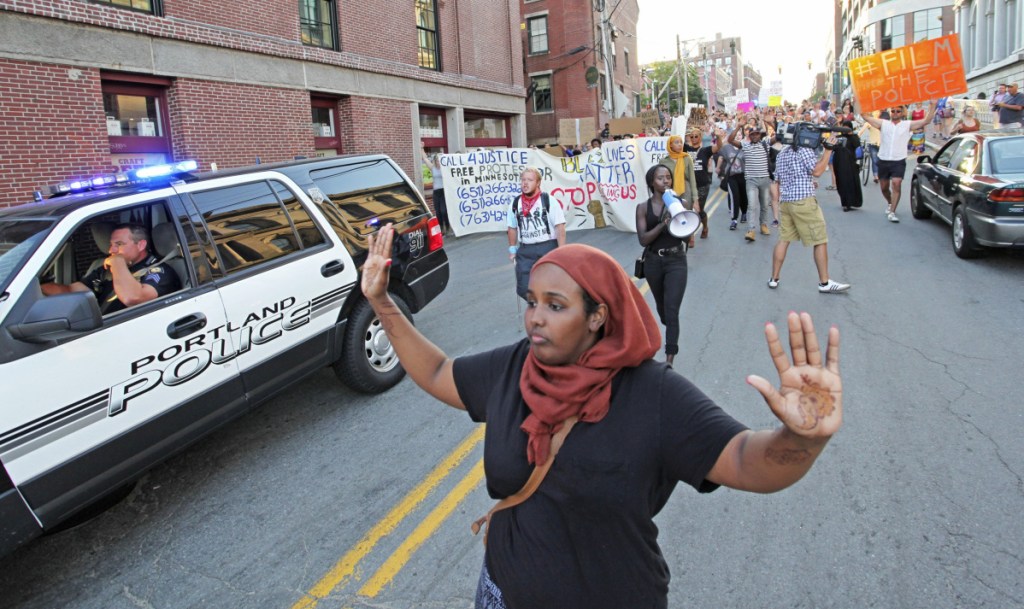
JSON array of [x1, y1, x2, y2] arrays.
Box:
[[46, 160, 198, 197]]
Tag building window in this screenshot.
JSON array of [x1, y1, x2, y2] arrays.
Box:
[[300, 0, 337, 50], [600, 74, 607, 101], [311, 97, 341, 157], [531, 74, 553, 113], [102, 76, 172, 174], [416, 0, 440, 70], [913, 8, 943, 42], [527, 15, 549, 55], [624, 49, 630, 75], [881, 16, 905, 50], [92, 0, 161, 14], [464, 114, 511, 148]]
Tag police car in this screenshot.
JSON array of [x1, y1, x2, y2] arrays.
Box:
[[0, 155, 449, 555]]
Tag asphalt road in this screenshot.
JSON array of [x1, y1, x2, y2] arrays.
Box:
[[3, 169, 1023, 609]]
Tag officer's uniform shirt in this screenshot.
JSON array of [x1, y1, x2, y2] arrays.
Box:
[[80, 254, 180, 313]]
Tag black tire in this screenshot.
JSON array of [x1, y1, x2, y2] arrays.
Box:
[[909, 179, 933, 219], [952, 205, 982, 259], [334, 294, 412, 394]]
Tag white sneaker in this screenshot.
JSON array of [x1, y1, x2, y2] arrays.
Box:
[[887, 211, 900, 223], [818, 279, 850, 293], [768, 277, 779, 289]]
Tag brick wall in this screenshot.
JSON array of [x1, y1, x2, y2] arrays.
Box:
[[0, 59, 112, 207], [339, 96, 414, 178], [168, 79, 315, 169], [0, 0, 523, 95]]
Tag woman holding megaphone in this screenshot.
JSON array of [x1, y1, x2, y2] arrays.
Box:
[[636, 164, 700, 367]]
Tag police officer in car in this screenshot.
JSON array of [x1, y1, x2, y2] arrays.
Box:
[[42, 223, 180, 313]]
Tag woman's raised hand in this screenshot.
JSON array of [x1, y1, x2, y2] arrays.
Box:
[[747, 312, 842, 439], [361, 223, 394, 305]]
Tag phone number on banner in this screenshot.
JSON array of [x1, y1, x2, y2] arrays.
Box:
[[458, 195, 511, 214], [460, 209, 507, 226]]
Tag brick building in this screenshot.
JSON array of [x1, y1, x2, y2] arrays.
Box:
[[521, 0, 641, 146], [0, 0, 527, 208]]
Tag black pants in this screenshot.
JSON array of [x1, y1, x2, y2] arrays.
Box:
[[434, 188, 450, 232], [643, 250, 688, 355], [728, 173, 748, 220], [514, 240, 558, 299]]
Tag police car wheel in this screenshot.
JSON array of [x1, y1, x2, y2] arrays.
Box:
[[335, 294, 412, 394]]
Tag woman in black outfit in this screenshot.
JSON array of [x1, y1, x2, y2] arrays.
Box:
[[831, 120, 863, 211], [636, 164, 687, 367]]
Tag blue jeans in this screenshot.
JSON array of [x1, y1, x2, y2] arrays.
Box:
[[866, 144, 880, 176]]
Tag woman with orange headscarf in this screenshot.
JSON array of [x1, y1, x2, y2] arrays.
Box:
[[659, 134, 700, 248], [361, 225, 844, 609]]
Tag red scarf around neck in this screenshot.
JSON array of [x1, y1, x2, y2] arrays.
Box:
[[520, 191, 541, 216]]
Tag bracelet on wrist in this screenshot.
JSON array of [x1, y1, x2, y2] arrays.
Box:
[[508, 245, 518, 254]]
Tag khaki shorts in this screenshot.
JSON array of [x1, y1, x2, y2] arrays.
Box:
[[780, 196, 828, 246]]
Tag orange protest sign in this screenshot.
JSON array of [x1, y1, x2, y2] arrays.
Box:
[[849, 34, 968, 113]]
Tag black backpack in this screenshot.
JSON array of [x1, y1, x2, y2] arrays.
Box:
[[512, 193, 550, 227]]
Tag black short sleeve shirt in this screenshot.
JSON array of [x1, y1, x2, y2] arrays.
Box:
[[453, 340, 748, 609]]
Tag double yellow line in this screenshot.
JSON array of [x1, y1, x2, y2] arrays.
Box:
[[289, 426, 486, 609]]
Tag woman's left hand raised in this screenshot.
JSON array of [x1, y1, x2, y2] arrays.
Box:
[[747, 312, 842, 439]]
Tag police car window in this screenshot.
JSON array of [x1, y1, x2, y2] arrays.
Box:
[[270, 181, 327, 249], [309, 161, 422, 236], [190, 181, 304, 274], [0, 219, 55, 293]]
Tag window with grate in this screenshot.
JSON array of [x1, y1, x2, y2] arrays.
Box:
[[531, 74, 553, 113], [416, 0, 440, 70], [300, 0, 338, 50]]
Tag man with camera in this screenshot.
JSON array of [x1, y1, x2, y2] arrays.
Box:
[[860, 100, 937, 223], [767, 130, 850, 294]]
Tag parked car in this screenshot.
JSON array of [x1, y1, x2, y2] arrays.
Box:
[[0, 155, 449, 555], [910, 130, 1024, 258]]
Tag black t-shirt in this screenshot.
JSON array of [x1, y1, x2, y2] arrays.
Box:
[[80, 254, 180, 314], [685, 144, 715, 187], [453, 340, 747, 609]]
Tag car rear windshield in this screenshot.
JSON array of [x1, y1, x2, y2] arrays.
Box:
[[989, 137, 1024, 175], [0, 219, 56, 293]]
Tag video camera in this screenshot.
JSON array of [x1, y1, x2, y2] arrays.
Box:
[[776, 121, 853, 150]]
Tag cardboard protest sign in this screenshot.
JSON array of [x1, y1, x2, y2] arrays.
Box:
[[558, 118, 597, 146], [735, 88, 749, 102], [639, 109, 662, 130], [849, 34, 968, 113], [439, 138, 672, 237], [609, 117, 644, 136], [724, 95, 739, 113], [737, 102, 755, 113], [768, 95, 783, 107]]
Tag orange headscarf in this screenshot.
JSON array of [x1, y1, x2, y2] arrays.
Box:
[[665, 134, 689, 197], [518, 244, 661, 465]]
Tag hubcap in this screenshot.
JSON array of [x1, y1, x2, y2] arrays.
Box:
[[953, 213, 964, 250], [364, 318, 398, 372]]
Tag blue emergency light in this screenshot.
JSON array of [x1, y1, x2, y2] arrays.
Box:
[[46, 160, 198, 197]]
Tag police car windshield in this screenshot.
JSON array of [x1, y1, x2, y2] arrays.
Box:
[[0, 219, 55, 293]]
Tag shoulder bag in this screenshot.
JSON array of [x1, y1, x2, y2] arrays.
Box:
[[471, 415, 578, 546]]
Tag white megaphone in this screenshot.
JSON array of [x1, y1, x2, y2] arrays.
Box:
[[661, 191, 702, 239]]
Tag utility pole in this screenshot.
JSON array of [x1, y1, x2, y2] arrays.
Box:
[[676, 34, 683, 115], [599, 0, 616, 118]]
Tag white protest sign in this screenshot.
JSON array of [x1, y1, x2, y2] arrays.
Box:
[[724, 95, 740, 113], [768, 80, 784, 96], [735, 88, 749, 102], [441, 139, 672, 237]]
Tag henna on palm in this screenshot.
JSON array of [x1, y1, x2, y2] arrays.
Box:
[[793, 374, 836, 430]]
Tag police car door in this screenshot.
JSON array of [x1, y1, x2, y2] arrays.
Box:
[[0, 192, 243, 528], [174, 174, 355, 404]]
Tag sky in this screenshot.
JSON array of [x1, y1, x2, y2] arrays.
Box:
[[635, 0, 836, 102]]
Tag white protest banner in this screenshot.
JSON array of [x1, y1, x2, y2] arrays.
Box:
[[442, 139, 671, 237]]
